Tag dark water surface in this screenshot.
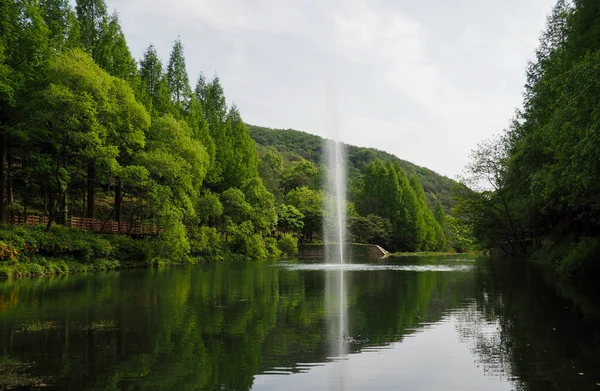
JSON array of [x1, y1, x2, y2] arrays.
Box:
[[1, 256, 599, 390]]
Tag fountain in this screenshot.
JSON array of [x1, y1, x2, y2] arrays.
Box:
[[324, 138, 347, 263]]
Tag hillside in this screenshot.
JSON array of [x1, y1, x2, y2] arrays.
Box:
[[248, 125, 457, 211]]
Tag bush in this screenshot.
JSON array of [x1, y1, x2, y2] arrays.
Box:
[[246, 234, 267, 260], [0, 225, 115, 263], [189, 226, 223, 258], [264, 237, 281, 259], [278, 234, 298, 257], [111, 235, 154, 263], [556, 237, 600, 279]]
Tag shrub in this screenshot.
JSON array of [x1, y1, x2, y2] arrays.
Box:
[[111, 236, 154, 263], [246, 233, 267, 260], [189, 226, 223, 257], [264, 237, 281, 259], [278, 234, 298, 257], [556, 237, 600, 279]]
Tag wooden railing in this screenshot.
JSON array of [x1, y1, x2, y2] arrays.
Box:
[[8, 215, 49, 226], [7, 215, 159, 237]]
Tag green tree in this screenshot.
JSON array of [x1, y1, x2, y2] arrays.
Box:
[[221, 106, 259, 191], [139, 44, 172, 114], [196, 191, 223, 226], [221, 188, 253, 225], [281, 158, 320, 193], [434, 200, 445, 227], [276, 204, 304, 236], [393, 162, 423, 251], [95, 12, 137, 82], [258, 147, 284, 203], [185, 97, 216, 181], [166, 37, 192, 109], [201, 76, 227, 184], [242, 177, 277, 233], [410, 176, 445, 251], [137, 114, 209, 258], [75, 0, 107, 58], [0, 0, 51, 222], [285, 186, 325, 240], [40, 0, 79, 50], [30, 49, 120, 229], [350, 214, 393, 247]]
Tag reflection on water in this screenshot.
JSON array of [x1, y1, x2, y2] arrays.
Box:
[[324, 267, 348, 391], [0, 256, 599, 390], [277, 262, 474, 272]]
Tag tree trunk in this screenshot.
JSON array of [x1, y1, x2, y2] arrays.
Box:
[[87, 163, 95, 218], [61, 191, 68, 225], [115, 179, 122, 233], [46, 197, 59, 232], [0, 132, 6, 223]]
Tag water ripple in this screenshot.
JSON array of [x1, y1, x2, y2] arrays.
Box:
[[275, 263, 473, 272]]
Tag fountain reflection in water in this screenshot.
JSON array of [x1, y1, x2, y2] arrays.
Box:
[[324, 108, 348, 389]]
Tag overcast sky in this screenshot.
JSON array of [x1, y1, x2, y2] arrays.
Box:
[[106, 0, 556, 178]]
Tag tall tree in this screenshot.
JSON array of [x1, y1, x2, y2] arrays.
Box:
[[185, 97, 216, 181], [139, 44, 172, 115], [75, 0, 107, 58], [166, 37, 192, 108], [393, 162, 423, 251], [201, 76, 228, 184], [0, 0, 50, 222], [410, 176, 445, 251], [30, 49, 120, 229], [40, 0, 79, 51], [95, 12, 137, 82]]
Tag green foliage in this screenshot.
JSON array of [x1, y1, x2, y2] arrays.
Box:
[[281, 158, 320, 194], [221, 188, 253, 224], [0, 225, 156, 266], [166, 37, 192, 108], [264, 237, 281, 258], [243, 177, 277, 232], [350, 214, 392, 247], [258, 147, 284, 202], [277, 204, 304, 236], [139, 44, 172, 114], [249, 125, 457, 211], [187, 225, 221, 258], [75, 0, 107, 56], [285, 186, 325, 240], [196, 191, 223, 225], [0, 0, 470, 269], [444, 215, 477, 253], [277, 234, 298, 257], [454, 0, 600, 278]]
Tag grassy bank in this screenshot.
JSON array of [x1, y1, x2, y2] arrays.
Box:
[[391, 251, 485, 257], [0, 225, 293, 279]]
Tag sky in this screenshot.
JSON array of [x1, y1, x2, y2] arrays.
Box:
[[106, 0, 557, 179]]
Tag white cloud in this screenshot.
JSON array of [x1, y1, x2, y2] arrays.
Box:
[[107, 0, 556, 178]]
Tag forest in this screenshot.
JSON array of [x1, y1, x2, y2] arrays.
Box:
[[455, 0, 600, 278], [0, 0, 474, 276]]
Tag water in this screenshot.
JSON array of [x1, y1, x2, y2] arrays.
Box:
[[1, 255, 599, 390]]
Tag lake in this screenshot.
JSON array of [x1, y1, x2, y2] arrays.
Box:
[[1, 255, 599, 390]]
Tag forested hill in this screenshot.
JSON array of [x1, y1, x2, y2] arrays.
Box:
[[248, 125, 457, 211]]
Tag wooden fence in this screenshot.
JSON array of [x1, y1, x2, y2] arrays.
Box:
[[8, 215, 49, 226], [7, 215, 159, 237]]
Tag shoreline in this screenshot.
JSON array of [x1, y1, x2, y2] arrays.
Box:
[[390, 251, 486, 257]]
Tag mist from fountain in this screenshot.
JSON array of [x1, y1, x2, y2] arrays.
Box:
[[324, 138, 347, 264]]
